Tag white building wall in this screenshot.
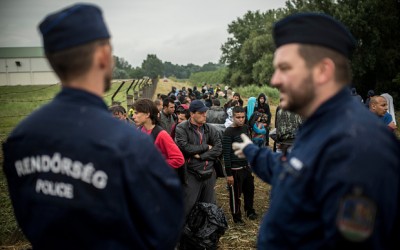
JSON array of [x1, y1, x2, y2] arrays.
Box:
[[0, 73, 6, 84], [0, 57, 58, 85], [33, 72, 59, 85], [8, 73, 30, 85], [0, 59, 7, 73], [31, 58, 53, 71]]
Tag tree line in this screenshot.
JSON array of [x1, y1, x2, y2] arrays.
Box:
[[113, 0, 400, 106], [112, 54, 225, 81], [221, 0, 400, 105]]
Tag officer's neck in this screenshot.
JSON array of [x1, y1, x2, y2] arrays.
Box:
[[62, 70, 105, 98], [300, 81, 343, 118]]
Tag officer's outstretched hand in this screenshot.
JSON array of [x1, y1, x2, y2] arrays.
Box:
[[232, 133, 252, 159]]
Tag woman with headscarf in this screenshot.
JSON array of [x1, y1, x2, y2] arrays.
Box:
[[245, 97, 257, 125]]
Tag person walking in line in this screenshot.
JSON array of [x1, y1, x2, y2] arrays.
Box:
[[2, 4, 184, 249], [232, 13, 400, 249]]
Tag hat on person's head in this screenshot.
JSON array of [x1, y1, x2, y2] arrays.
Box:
[[39, 3, 111, 53], [189, 100, 209, 112], [273, 13, 356, 58]]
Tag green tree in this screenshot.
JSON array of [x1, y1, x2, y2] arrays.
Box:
[[112, 56, 132, 79], [128, 67, 145, 79], [221, 0, 400, 105], [285, 0, 400, 103], [112, 68, 128, 79], [142, 54, 164, 79], [220, 9, 284, 86], [114, 56, 132, 70], [189, 67, 228, 85]]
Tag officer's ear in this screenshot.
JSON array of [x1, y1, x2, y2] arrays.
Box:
[[95, 43, 112, 71], [313, 58, 334, 86]]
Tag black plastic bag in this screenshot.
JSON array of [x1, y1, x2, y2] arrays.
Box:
[[180, 202, 228, 250]]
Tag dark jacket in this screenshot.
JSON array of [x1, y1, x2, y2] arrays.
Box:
[[2, 88, 184, 250], [159, 110, 176, 135], [255, 93, 272, 125], [206, 106, 227, 124], [243, 88, 400, 249], [175, 120, 222, 172]]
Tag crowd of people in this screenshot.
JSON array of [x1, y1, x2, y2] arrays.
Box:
[[111, 83, 275, 226], [2, 3, 399, 250]]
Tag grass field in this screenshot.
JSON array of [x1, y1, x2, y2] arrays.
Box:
[[0, 79, 399, 249]]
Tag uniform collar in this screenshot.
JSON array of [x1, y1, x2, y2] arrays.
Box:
[[314, 87, 349, 117], [56, 87, 108, 110], [299, 87, 350, 131]]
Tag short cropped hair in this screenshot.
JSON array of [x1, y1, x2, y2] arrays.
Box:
[[232, 106, 245, 115], [154, 99, 162, 106], [212, 98, 220, 106], [163, 97, 175, 108], [298, 44, 352, 85], [369, 95, 385, 108], [46, 39, 109, 82]]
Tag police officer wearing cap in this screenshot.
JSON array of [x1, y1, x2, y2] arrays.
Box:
[[2, 3, 184, 250], [233, 13, 400, 249]]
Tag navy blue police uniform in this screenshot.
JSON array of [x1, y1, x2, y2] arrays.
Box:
[[244, 88, 400, 249], [3, 88, 184, 250], [241, 13, 400, 249], [2, 3, 184, 250]]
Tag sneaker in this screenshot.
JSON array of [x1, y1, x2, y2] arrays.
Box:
[[247, 212, 258, 220], [233, 219, 245, 225]]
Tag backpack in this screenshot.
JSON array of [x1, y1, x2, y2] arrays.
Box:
[[208, 123, 227, 178], [139, 125, 164, 141]]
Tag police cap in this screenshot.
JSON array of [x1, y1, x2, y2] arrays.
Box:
[[39, 3, 111, 53], [273, 13, 356, 58]]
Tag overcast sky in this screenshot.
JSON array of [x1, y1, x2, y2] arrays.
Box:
[[0, 0, 286, 67]]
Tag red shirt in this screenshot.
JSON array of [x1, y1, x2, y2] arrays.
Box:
[[141, 127, 184, 168]]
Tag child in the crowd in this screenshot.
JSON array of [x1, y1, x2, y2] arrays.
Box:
[[250, 112, 267, 147]]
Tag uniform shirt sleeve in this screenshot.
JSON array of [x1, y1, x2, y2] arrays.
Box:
[[154, 130, 184, 168], [243, 144, 281, 184]]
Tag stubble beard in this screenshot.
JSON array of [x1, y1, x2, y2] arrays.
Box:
[[282, 73, 315, 115]]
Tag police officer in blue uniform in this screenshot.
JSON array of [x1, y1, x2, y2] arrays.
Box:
[[2, 3, 184, 250], [233, 13, 400, 249]]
